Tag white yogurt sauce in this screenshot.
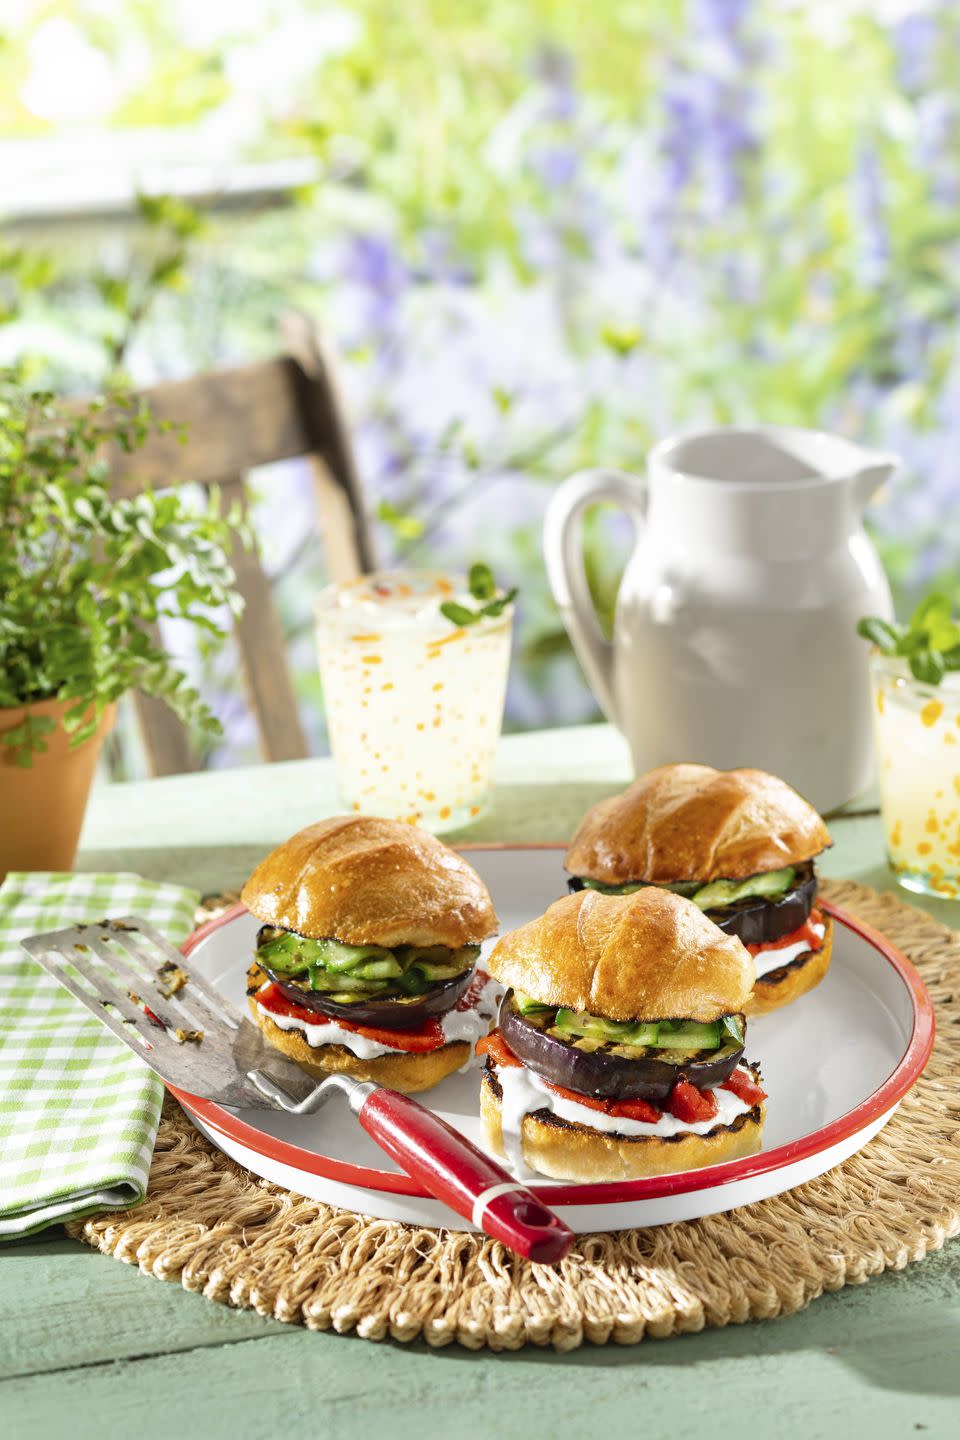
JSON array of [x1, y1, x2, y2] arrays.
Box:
[[493, 1064, 754, 1181], [257, 973, 504, 1068], [751, 921, 825, 979]]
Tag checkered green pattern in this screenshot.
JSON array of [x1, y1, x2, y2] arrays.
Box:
[[0, 871, 199, 1239]]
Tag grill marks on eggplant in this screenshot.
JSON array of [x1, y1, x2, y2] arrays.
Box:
[[499, 995, 745, 1104], [524, 1008, 719, 1066], [252, 922, 477, 1028], [567, 862, 817, 946], [262, 966, 473, 1029]]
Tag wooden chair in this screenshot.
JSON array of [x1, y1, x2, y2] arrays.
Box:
[[107, 312, 376, 775]]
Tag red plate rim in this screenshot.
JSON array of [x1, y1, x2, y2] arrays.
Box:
[[171, 849, 936, 1206]]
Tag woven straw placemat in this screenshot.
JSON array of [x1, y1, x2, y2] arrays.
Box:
[[66, 879, 960, 1352]]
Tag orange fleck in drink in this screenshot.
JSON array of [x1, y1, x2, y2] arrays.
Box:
[[870, 653, 960, 899], [315, 571, 512, 831]]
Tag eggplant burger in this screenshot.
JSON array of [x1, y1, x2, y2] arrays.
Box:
[[243, 816, 498, 1093], [478, 887, 766, 1183], [565, 764, 833, 1015]]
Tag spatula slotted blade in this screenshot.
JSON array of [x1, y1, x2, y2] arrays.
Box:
[[20, 916, 321, 1111]]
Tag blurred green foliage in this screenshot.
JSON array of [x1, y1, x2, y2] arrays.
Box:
[[2, 1, 959, 766]]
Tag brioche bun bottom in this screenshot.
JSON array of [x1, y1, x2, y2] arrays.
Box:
[[248, 996, 469, 1094], [480, 1069, 764, 1183], [744, 915, 834, 1017]]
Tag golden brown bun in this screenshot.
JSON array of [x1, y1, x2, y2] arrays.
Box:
[[566, 764, 831, 884], [241, 815, 497, 946], [486, 886, 754, 1023], [744, 916, 833, 1016], [480, 1072, 764, 1182], [248, 993, 469, 1094]]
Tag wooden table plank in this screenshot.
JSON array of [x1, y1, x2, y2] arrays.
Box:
[[2, 1245, 959, 1439], [0, 1235, 285, 1381]]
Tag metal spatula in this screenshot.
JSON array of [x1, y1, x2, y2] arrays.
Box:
[[21, 916, 574, 1262]]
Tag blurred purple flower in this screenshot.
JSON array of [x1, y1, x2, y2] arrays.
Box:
[[916, 91, 960, 203], [343, 233, 406, 292], [528, 144, 580, 190], [340, 231, 409, 351], [660, 65, 701, 195], [416, 228, 475, 285], [694, 0, 753, 44], [702, 94, 755, 210], [643, 0, 759, 267], [852, 140, 890, 285], [891, 12, 938, 95]]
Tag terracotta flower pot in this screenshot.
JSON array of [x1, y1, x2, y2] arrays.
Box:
[[0, 697, 117, 881]]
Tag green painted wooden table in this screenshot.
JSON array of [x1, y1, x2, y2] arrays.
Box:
[[4, 726, 959, 1439]]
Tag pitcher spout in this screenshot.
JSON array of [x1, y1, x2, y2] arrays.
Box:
[[851, 449, 898, 509]]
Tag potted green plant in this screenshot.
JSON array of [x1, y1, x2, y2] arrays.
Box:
[[0, 374, 244, 877]]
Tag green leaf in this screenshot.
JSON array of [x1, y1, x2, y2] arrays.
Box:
[[481, 586, 518, 618], [377, 498, 425, 540], [439, 601, 480, 627], [909, 649, 946, 685], [903, 591, 960, 653], [910, 592, 952, 631], [601, 324, 643, 358], [894, 629, 929, 656], [856, 616, 901, 652], [0, 712, 57, 766], [135, 192, 204, 239], [468, 562, 496, 601]]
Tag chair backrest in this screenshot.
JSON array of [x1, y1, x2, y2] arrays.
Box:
[[107, 312, 376, 775]]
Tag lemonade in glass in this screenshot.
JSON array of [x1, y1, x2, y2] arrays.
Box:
[[870, 651, 960, 899], [315, 571, 513, 832]]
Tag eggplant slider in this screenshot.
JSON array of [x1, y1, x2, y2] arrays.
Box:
[[478, 886, 766, 1183], [243, 816, 498, 1093], [565, 763, 833, 1015]]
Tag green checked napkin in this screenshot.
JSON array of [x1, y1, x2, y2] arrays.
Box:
[[0, 871, 199, 1239]]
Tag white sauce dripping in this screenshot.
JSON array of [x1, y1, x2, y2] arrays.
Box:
[[751, 920, 825, 979], [257, 973, 503, 1067], [493, 1064, 754, 1181]]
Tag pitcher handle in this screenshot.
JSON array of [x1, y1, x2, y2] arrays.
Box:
[[543, 468, 646, 725]]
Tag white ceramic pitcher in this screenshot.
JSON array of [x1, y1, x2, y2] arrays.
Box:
[[543, 426, 897, 812]]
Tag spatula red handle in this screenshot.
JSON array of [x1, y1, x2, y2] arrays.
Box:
[[356, 1087, 575, 1263]]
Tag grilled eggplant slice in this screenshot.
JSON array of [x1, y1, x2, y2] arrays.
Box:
[[568, 863, 816, 946], [498, 993, 745, 1103], [263, 966, 474, 1029]]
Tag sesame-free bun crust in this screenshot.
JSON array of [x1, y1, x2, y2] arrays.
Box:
[[566, 764, 831, 884], [241, 815, 497, 947], [248, 991, 469, 1093], [480, 1071, 764, 1182], [744, 916, 833, 1016], [486, 887, 754, 1023]]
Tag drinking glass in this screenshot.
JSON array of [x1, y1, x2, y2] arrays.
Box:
[[870, 651, 960, 899], [316, 571, 512, 832]]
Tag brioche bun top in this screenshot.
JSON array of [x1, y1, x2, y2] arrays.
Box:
[[486, 886, 754, 1023], [241, 815, 497, 948], [565, 764, 831, 884]]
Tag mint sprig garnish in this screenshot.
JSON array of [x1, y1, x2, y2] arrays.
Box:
[[440, 562, 517, 627], [857, 592, 960, 685]]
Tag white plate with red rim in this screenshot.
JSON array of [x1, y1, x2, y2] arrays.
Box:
[[172, 845, 935, 1233]]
